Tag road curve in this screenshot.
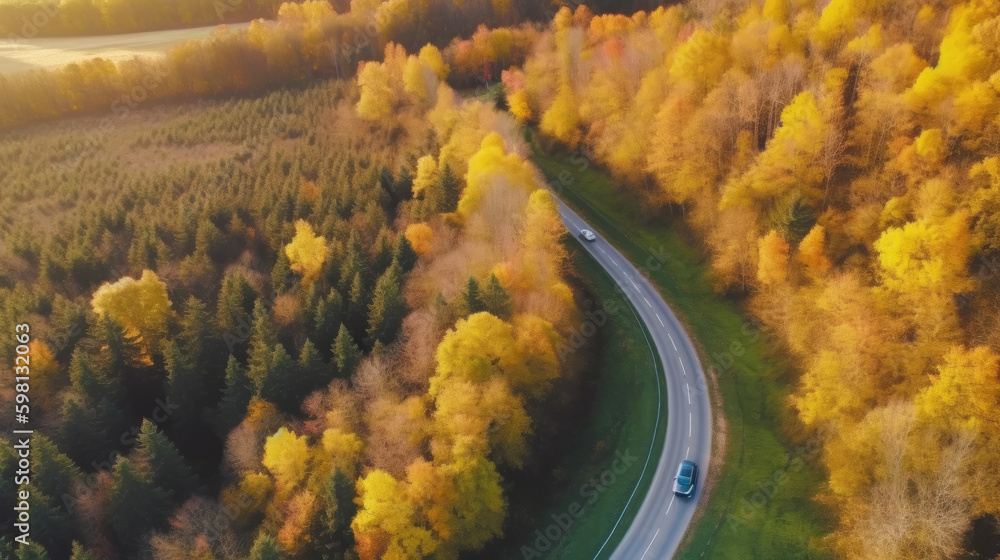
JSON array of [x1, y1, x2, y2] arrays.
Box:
[[554, 197, 713, 560]]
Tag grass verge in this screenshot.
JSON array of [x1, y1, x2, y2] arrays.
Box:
[[529, 136, 834, 560], [496, 239, 668, 560]]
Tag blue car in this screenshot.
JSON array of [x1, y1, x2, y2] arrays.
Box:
[[673, 460, 698, 497]]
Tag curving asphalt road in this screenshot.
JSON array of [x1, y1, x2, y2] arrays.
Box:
[[554, 197, 713, 560]]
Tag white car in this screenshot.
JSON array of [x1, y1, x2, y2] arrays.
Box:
[[580, 229, 597, 242]]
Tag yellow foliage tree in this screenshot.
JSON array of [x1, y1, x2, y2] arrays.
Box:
[[262, 428, 312, 494], [459, 133, 538, 217], [431, 312, 560, 401], [353, 470, 438, 560], [277, 490, 317, 554], [797, 224, 832, 277], [411, 155, 438, 197], [418, 44, 449, 80], [539, 80, 582, 148], [92, 269, 171, 357], [404, 223, 433, 255], [431, 377, 531, 466], [357, 61, 395, 121], [915, 346, 1000, 515], [721, 91, 828, 209], [757, 230, 790, 285], [874, 213, 970, 297], [669, 29, 730, 91], [285, 220, 329, 286], [318, 428, 364, 478]]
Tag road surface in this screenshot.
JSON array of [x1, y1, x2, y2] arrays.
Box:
[[0, 22, 251, 74], [554, 197, 713, 560]]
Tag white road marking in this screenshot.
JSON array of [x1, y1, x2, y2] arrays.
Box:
[[643, 296, 651, 307], [689, 412, 692, 438], [656, 314, 664, 327], [598, 247, 607, 256], [668, 333, 677, 351], [686, 383, 691, 404], [639, 529, 660, 560], [664, 495, 675, 516], [679, 358, 687, 376], [685, 446, 690, 459]]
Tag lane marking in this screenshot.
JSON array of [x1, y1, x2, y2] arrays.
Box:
[[686, 383, 691, 405], [668, 332, 677, 351], [639, 529, 660, 560], [680, 358, 687, 376], [656, 314, 664, 327], [689, 412, 692, 438], [643, 296, 651, 308], [686, 446, 690, 459], [665, 495, 675, 516]]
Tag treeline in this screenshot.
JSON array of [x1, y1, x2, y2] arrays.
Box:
[[0, 0, 283, 37], [509, 1, 1000, 557], [0, 0, 658, 39], [0, 0, 546, 130], [0, 39, 582, 560]]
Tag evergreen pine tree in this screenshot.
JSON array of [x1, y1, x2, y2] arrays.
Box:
[[256, 344, 296, 411], [312, 289, 343, 355], [339, 231, 367, 293], [59, 397, 108, 467], [366, 261, 406, 346], [298, 339, 328, 397], [33, 435, 81, 502], [312, 469, 356, 559], [217, 272, 258, 336], [92, 316, 139, 390], [179, 296, 213, 369], [15, 542, 50, 560], [271, 250, 292, 293], [482, 274, 513, 319], [458, 276, 486, 317], [372, 228, 394, 277], [107, 456, 170, 552], [69, 542, 96, 560], [393, 234, 418, 273], [136, 419, 197, 497], [91, 317, 142, 405], [346, 272, 367, 339], [248, 300, 278, 380], [246, 533, 283, 560], [68, 349, 104, 408], [216, 355, 253, 434], [437, 164, 460, 213], [28, 488, 72, 558], [332, 325, 363, 379], [165, 340, 204, 422]]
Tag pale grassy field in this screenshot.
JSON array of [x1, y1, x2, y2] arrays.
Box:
[[0, 22, 251, 74]]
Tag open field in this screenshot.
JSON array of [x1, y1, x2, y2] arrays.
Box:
[[0, 22, 250, 74]]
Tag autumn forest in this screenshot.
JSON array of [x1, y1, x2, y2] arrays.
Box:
[[2, 0, 1000, 559]]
